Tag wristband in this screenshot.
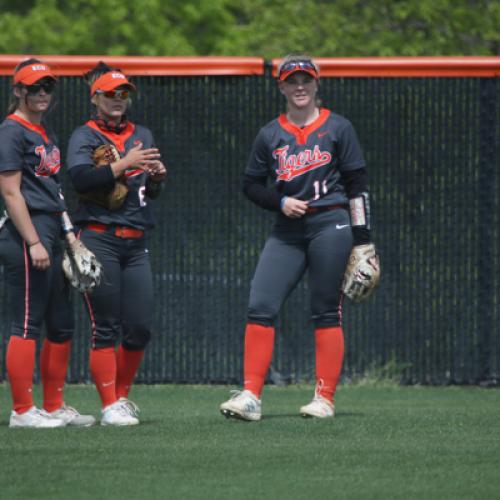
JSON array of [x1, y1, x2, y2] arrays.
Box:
[[60, 212, 75, 234], [280, 196, 288, 210], [28, 240, 40, 247], [349, 192, 371, 229]]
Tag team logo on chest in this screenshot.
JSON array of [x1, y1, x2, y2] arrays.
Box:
[[273, 145, 332, 181], [34, 145, 61, 176]]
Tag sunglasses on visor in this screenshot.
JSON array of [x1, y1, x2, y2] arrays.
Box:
[[278, 61, 318, 80], [96, 89, 130, 100], [25, 81, 56, 94]]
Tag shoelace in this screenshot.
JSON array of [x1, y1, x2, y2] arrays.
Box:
[[312, 397, 329, 407], [106, 402, 132, 417], [314, 380, 333, 403], [36, 408, 57, 420], [311, 380, 334, 411], [120, 399, 140, 417], [118, 406, 132, 417], [229, 390, 256, 402], [314, 379, 325, 399], [60, 405, 79, 416], [229, 390, 244, 400]]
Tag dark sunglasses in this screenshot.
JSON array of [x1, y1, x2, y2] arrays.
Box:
[[25, 81, 56, 94], [96, 89, 130, 100], [279, 60, 318, 80]]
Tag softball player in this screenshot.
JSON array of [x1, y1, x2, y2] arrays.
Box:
[[0, 59, 95, 427], [66, 62, 165, 426], [220, 54, 374, 420]]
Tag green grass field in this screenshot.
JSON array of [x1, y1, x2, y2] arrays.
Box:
[[0, 383, 499, 500]]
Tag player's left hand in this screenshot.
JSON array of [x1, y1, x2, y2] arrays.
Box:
[[148, 161, 167, 182], [282, 197, 308, 218], [29, 241, 51, 270]]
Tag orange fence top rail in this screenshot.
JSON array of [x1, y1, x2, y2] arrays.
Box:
[[272, 57, 500, 77], [0, 55, 498, 77], [0, 56, 264, 76]]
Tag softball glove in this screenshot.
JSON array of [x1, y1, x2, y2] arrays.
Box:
[[62, 239, 103, 293], [342, 243, 380, 302]]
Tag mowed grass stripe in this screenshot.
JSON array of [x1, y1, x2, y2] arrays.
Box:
[[0, 384, 498, 500]]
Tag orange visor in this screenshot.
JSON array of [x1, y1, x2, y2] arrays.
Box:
[[13, 64, 57, 85], [91, 71, 136, 96]]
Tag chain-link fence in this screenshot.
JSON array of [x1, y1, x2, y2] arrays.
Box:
[[0, 60, 498, 384]]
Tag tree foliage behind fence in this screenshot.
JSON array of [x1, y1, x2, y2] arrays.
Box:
[[0, 64, 498, 385]]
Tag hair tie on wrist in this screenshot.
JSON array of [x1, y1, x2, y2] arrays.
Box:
[[28, 240, 40, 247]]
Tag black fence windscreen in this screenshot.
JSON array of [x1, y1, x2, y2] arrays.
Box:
[[0, 68, 498, 385]]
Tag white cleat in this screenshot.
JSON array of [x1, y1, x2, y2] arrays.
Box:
[[220, 390, 262, 421], [101, 401, 139, 426], [9, 406, 66, 428], [118, 397, 140, 420], [300, 395, 335, 418], [49, 404, 96, 427]]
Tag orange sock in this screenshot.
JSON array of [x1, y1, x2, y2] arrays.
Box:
[[89, 347, 117, 408], [116, 345, 144, 399], [6, 336, 36, 414], [243, 323, 275, 398], [315, 327, 345, 403], [41, 339, 71, 412]]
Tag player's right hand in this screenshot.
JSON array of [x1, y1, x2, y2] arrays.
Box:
[[123, 143, 161, 170], [282, 197, 308, 218], [29, 242, 50, 270]]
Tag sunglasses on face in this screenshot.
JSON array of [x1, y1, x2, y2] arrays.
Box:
[[25, 81, 56, 94], [279, 60, 318, 80], [96, 89, 130, 100]]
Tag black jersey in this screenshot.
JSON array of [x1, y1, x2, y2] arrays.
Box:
[[0, 115, 66, 213], [67, 120, 157, 229], [245, 108, 365, 207]]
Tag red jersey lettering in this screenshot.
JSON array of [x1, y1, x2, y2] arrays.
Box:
[[35, 145, 61, 177], [274, 145, 332, 181]]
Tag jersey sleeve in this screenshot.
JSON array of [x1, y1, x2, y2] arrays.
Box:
[[0, 123, 25, 172], [69, 163, 116, 193], [245, 129, 271, 177], [337, 121, 366, 172], [66, 127, 97, 170], [242, 173, 282, 211], [66, 126, 117, 193]]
